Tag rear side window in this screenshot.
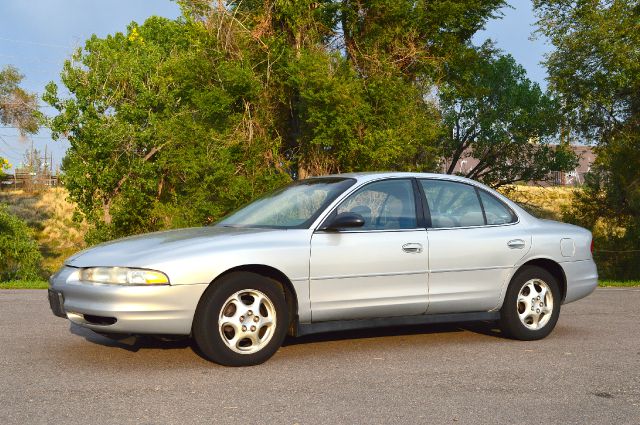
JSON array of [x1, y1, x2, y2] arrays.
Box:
[[478, 190, 517, 225], [420, 180, 484, 228]]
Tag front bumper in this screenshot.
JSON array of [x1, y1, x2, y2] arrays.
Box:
[[49, 266, 208, 335]]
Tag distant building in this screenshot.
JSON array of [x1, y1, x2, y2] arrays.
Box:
[[549, 145, 596, 186], [441, 145, 596, 186]]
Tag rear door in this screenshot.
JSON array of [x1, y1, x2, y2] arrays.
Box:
[[419, 179, 530, 314]]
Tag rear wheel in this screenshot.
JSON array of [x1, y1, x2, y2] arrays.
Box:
[[500, 266, 561, 340], [193, 272, 289, 366]]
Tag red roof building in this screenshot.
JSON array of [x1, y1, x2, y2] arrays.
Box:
[[440, 145, 596, 186]]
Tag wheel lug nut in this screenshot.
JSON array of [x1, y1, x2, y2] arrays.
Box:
[[239, 316, 244, 322], [242, 325, 247, 331], [536, 309, 540, 313], [539, 302, 544, 307], [247, 310, 253, 316], [253, 316, 259, 322], [250, 326, 256, 332]]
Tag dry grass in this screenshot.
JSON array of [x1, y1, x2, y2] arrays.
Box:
[[499, 185, 625, 239], [499, 185, 578, 221], [0, 188, 87, 273]]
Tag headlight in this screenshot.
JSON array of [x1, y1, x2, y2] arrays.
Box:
[[79, 267, 169, 285]]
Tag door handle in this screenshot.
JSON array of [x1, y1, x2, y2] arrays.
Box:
[[402, 243, 423, 253], [507, 239, 526, 249]]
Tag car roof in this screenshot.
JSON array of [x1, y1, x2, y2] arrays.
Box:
[[311, 171, 480, 185]]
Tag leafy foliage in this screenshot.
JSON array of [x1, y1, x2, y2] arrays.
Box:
[[535, 0, 640, 278], [45, 17, 289, 241], [45, 1, 570, 242], [0, 65, 41, 135], [439, 45, 575, 187], [0, 157, 9, 171], [0, 206, 43, 281], [0, 65, 42, 170]]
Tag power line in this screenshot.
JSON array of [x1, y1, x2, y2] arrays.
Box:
[[0, 141, 24, 162], [0, 133, 58, 140], [0, 53, 64, 64], [0, 148, 21, 161], [0, 36, 73, 50], [0, 134, 26, 154]]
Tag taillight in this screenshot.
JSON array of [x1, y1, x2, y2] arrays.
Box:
[[590, 239, 594, 254]]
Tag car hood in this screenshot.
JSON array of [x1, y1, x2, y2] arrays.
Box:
[[65, 226, 278, 268]]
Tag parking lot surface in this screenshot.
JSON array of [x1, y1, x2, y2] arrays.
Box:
[[0, 288, 638, 424]]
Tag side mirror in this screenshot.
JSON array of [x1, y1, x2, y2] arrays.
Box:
[[324, 212, 365, 231]]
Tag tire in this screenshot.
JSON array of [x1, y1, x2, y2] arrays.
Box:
[[193, 271, 289, 366], [500, 266, 561, 340]]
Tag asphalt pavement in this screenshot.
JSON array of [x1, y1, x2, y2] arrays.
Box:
[[1, 288, 639, 424]]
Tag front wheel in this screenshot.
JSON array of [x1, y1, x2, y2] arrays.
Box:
[[500, 266, 561, 340], [193, 272, 289, 366]]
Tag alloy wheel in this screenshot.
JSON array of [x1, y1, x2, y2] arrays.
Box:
[[516, 279, 554, 330], [218, 289, 277, 354]]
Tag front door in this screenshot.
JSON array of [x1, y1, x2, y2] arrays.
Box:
[[309, 179, 429, 322]]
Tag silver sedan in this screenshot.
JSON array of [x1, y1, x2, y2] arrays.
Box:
[[48, 172, 598, 366]]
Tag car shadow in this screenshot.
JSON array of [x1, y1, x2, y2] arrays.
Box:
[[71, 319, 504, 358], [282, 320, 504, 347], [69, 323, 193, 353]]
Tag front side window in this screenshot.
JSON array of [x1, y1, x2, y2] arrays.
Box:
[[335, 179, 417, 230], [420, 179, 484, 228], [218, 178, 356, 229]]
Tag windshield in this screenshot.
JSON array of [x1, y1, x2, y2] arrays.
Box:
[[217, 178, 356, 229]]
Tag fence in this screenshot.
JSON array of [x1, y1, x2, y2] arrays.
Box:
[[0, 170, 60, 191]]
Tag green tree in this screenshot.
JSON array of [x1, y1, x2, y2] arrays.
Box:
[[46, 2, 507, 241], [439, 45, 576, 187], [0, 65, 40, 135], [1, 65, 41, 169], [49, 2, 569, 242], [45, 17, 289, 242], [534, 0, 640, 278], [0, 206, 43, 281], [181, 0, 505, 177]]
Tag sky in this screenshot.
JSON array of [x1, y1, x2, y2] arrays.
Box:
[[0, 0, 550, 173]]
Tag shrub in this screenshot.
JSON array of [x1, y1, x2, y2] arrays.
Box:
[[0, 205, 43, 281]]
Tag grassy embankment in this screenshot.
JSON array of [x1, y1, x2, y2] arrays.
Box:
[[0, 185, 638, 288], [499, 185, 576, 220], [0, 280, 49, 289], [0, 187, 87, 287]]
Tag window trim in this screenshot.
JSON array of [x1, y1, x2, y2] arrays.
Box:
[[474, 187, 488, 225], [315, 178, 423, 233], [417, 178, 519, 230], [413, 177, 432, 228]]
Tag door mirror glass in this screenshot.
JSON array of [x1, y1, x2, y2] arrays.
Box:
[[325, 212, 365, 230]]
